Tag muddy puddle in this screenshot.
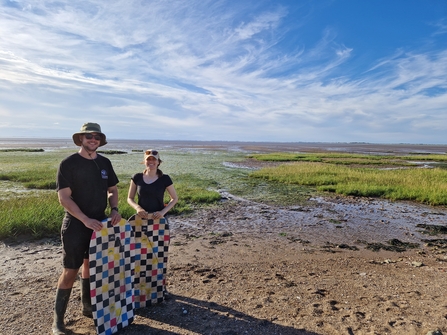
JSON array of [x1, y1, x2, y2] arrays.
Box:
[[169, 193, 447, 252]]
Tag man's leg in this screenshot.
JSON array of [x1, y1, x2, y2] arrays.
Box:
[[52, 268, 78, 335], [80, 258, 93, 318]]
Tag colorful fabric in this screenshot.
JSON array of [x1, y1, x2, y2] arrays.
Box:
[[129, 215, 170, 308], [89, 219, 135, 335]]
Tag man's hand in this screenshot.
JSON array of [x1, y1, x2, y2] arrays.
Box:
[[83, 218, 104, 231], [110, 210, 122, 225]]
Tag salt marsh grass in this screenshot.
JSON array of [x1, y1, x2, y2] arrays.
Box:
[[2, 148, 446, 240], [0, 192, 64, 238], [0, 148, 243, 239], [250, 154, 447, 206], [250, 152, 447, 166]]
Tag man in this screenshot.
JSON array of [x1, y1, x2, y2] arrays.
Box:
[[52, 122, 121, 335]]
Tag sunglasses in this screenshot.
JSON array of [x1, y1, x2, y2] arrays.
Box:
[[84, 133, 101, 141], [145, 150, 158, 156]]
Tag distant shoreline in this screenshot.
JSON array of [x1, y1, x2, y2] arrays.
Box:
[[0, 137, 446, 154]]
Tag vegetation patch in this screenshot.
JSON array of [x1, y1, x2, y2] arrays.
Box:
[[360, 239, 419, 252], [422, 239, 447, 249], [322, 243, 359, 251], [286, 236, 310, 244], [1, 148, 446, 240], [0, 193, 64, 239], [416, 224, 447, 236], [249, 153, 447, 205], [0, 148, 45, 152], [249, 152, 447, 165], [0, 169, 57, 189], [0, 151, 223, 240], [97, 150, 127, 155]]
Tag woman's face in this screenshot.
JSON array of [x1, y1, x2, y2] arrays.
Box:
[[145, 156, 159, 168]]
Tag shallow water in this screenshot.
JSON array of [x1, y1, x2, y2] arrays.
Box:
[[1, 138, 447, 154]]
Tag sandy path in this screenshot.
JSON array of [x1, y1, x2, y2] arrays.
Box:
[[1, 195, 447, 335]]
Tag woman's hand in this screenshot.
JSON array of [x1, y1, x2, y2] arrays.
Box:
[[136, 206, 164, 220], [152, 211, 164, 220], [136, 206, 149, 219]]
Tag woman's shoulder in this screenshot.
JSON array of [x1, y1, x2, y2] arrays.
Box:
[[131, 172, 144, 180], [161, 174, 173, 184]]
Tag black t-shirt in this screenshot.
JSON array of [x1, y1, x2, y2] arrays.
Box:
[[56, 153, 119, 220], [131, 173, 173, 212]]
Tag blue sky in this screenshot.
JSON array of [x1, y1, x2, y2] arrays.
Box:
[[0, 0, 446, 143]]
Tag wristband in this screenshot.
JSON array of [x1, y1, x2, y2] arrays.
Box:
[[111, 207, 119, 212]]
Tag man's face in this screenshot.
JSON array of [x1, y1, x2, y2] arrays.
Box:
[[80, 132, 101, 151]]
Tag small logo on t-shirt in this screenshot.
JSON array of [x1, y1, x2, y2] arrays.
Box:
[[101, 170, 108, 179]]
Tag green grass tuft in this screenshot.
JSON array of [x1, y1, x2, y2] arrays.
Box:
[[0, 192, 64, 239], [250, 160, 447, 205]]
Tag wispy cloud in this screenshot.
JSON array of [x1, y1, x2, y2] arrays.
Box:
[[0, 0, 446, 143]]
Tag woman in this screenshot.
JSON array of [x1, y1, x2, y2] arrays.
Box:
[[127, 149, 178, 306], [127, 149, 178, 219]]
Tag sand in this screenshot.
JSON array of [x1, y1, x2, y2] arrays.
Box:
[[2, 192, 447, 335]]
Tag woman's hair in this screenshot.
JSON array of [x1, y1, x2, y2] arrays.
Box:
[[144, 159, 163, 177]]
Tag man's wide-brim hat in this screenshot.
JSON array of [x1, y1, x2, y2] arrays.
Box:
[[72, 122, 107, 147]]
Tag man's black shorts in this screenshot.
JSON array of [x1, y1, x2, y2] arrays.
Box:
[[61, 216, 95, 269]]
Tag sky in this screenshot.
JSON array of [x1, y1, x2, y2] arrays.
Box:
[[0, 0, 446, 144]]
